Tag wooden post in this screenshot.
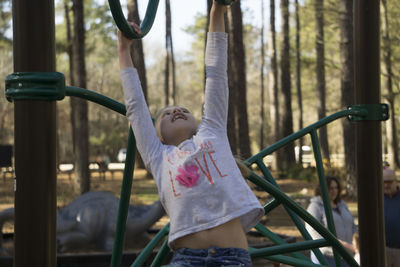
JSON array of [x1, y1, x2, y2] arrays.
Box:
[[12, 0, 57, 266], [354, 0, 386, 266]]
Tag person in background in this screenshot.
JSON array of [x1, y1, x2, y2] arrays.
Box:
[[306, 176, 357, 267], [382, 166, 400, 267]]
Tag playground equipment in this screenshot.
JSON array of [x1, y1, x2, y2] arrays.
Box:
[[4, 0, 386, 266], [107, 0, 233, 39], [6, 72, 385, 267]]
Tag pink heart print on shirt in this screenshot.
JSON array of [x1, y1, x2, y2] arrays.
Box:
[[175, 163, 200, 188]]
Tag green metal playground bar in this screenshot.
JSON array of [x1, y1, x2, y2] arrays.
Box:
[[7, 70, 381, 267], [6, 0, 386, 266]]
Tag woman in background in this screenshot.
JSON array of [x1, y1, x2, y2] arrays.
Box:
[[306, 176, 357, 267]]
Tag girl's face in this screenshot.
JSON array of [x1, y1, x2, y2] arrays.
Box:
[[155, 106, 197, 145], [328, 180, 339, 202]]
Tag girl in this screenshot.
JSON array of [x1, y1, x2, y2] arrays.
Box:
[[306, 176, 356, 267], [118, 1, 264, 266]]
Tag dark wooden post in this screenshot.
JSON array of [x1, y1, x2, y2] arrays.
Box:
[[354, 0, 386, 266], [12, 0, 57, 266]]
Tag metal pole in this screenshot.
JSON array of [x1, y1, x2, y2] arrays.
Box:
[[354, 0, 386, 266], [12, 0, 57, 266]]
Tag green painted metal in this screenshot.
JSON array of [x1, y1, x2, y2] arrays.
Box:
[[7, 74, 379, 266], [66, 86, 126, 115], [107, 0, 160, 39], [246, 172, 359, 267], [245, 109, 368, 163], [254, 160, 328, 265], [347, 104, 389, 121], [254, 223, 309, 260], [263, 198, 280, 214], [5, 72, 65, 102], [111, 128, 137, 267], [150, 239, 170, 267], [131, 224, 170, 267], [250, 239, 329, 258], [310, 130, 341, 267]]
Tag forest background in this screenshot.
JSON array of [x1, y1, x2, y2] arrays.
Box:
[[0, 0, 399, 197]]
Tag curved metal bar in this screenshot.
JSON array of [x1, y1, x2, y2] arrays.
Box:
[[111, 128, 137, 267], [66, 86, 126, 115], [108, 0, 160, 39], [245, 109, 367, 164], [131, 223, 170, 267]]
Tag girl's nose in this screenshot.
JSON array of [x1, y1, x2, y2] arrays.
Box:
[[173, 107, 181, 113]]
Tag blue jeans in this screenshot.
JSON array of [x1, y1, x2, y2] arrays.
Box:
[[170, 246, 252, 267]]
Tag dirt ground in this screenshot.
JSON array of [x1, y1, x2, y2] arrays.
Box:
[[0, 168, 358, 266]]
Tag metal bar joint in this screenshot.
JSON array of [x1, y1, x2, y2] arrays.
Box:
[[347, 104, 389, 121], [5, 72, 66, 102]]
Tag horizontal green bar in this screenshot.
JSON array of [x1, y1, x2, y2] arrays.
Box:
[[254, 223, 309, 261], [250, 239, 329, 258], [66, 86, 126, 115]]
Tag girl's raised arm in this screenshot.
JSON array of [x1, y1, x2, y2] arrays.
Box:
[[209, 1, 228, 33], [118, 22, 141, 70]]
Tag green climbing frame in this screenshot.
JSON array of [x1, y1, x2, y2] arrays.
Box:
[[4, 0, 389, 265], [6, 71, 388, 267]]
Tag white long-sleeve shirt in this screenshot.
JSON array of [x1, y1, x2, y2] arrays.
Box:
[[121, 32, 264, 248]]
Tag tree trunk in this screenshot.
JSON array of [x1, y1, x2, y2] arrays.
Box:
[[339, 0, 356, 197], [71, 0, 90, 194], [259, 0, 265, 150], [228, 2, 251, 159], [295, 0, 304, 166], [63, 0, 74, 169], [314, 0, 330, 164], [226, 12, 238, 155], [164, 6, 170, 107], [164, 0, 176, 105], [204, 0, 213, 90], [381, 0, 399, 168], [270, 0, 280, 170], [279, 0, 295, 170], [127, 0, 148, 171], [127, 0, 148, 100]]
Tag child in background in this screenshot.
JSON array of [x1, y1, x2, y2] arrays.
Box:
[[117, 1, 264, 266]]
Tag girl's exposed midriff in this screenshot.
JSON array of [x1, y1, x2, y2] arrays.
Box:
[[172, 218, 248, 250]]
